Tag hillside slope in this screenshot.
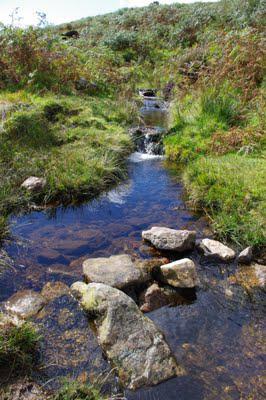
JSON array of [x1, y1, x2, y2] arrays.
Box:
[[0, 0, 265, 246]]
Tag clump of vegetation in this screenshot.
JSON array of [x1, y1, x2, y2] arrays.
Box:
[[164, 85, 243, 162], [0, 318, 40, 373], [184, 155, 266, 246], [53, 380, 107, 400], [0, 216, 8, 241]]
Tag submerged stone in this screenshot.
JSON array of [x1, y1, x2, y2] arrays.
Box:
[[236, 263, 266, 290], [4, 290, 46, 319], [139, 283, 183, 313], [198, 238, 235, 261], [160, 258, 198, 288], [41, 281, 70, 301], [33, 293, 114, 390], [71, 282, 185, 390], [1, 379, 48, 400], [83, 254, 146, 289], [142, 227, 196, 252]]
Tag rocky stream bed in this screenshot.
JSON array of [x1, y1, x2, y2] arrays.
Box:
[[0, 95, 265, 399]]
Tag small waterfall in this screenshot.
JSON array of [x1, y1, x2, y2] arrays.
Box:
[[129, 90, 168, 157], [129, 127, 166, 155]]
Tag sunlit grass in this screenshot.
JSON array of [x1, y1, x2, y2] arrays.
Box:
[[184, 154, 266, 246], [0, 93, 133, 222]]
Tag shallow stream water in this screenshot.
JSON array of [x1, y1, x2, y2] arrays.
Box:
[[0, 100, 265, 399]]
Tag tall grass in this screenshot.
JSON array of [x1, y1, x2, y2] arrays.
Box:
[[184, 155, 266, 246], [164, 86, 243, 161]]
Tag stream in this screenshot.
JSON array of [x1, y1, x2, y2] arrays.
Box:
[[0, 97, 265, 399]]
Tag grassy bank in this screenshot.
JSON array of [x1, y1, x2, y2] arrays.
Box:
[[0, 93, 135, 239], [184, 155, 266, 246], [164, 83, 265, 247]]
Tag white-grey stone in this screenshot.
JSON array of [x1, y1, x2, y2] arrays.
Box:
[[71, 282, 185, 390], [198, 238, 235, 261], [160, 258, 198, 288], [21, 176, 46, 191], [238, 246, 253, 264], [4, 290, 46, 319], [142, 227, 196, 252], [83, 254, 147, 289]]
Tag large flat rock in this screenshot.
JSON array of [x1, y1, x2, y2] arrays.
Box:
[[83, 254, 146, 289], [142, 227, 196, 252], [71, 282, 185, 390]]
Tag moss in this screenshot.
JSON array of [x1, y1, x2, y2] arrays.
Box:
[[3, 109, 57, 148], [0, 317, 40, 373]]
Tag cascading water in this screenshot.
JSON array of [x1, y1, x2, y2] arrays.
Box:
[[129, 90, 168, 158]]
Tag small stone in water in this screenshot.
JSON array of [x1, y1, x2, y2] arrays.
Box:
[[4, 290, 46, 319], [142, 227, 196, 252], [198, 238, 235, 261], [83, 254, 147, 289], [160, 258, 199, 288], [238, 246, 253, 264]]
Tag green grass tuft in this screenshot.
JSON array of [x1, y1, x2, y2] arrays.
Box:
[[53, 380, 107, 400], [164, 86, 243, 162], [0, 318, 40, 373], [184, 154, 266, 246]]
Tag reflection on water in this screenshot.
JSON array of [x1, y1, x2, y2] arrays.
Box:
[[1, 159, 203, 300]]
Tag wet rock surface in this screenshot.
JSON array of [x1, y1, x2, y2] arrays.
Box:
[[71, 282, 185, 390], [129, 126, 165, 155], [4, 290, 46, 319], [0, 379, 48, 400], [83, 254, 146, 289], [160, 258, 198, 288], [238, 246, 253, 264], [41, 281, 70, 301], [139, 283, 189, 313], [234, 263, 266, 302], [197, 238, 235, 261], [33, 292, 115, 390], [142, 227, 196, 252]]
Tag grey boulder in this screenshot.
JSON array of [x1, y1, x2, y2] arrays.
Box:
[[142, 227, 196, 252], [71, 282, 185, 390]]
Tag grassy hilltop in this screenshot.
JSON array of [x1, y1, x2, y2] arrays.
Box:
[[0, 0, 265, 246]]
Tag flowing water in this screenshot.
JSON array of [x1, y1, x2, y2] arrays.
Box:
[[0, 97, 265, 399]]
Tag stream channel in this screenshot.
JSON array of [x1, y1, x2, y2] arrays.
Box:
[[0, 96, 265, 399]]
